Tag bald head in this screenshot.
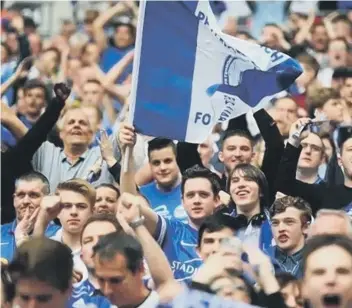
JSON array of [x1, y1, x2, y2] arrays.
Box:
[[308, 210, 352, 238]]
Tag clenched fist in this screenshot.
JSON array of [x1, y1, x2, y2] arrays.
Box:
[[39, 195, 62, 222], [54, 83, 71, 102], [117, 193, 142, 223]]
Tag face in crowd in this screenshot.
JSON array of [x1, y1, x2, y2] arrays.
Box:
[[13, 178, 48, 221], [229, 166, 262, 216], [59, 108, 94, 149], [57, 189, 93, 236], [303, 241, 352, 308], [219, 134, 254, 175], [93, 234, 146, 307], [182, 175, 219, 225], [81, 218, 119, 271], [339, 138, 352, 181], [297, 133, 325, 173], [94, 185, 120, 214], [148, 144, 180, 190], [24, 86, 46, 121], [271, 206, 309, 255], [113, 24, 135, 49]]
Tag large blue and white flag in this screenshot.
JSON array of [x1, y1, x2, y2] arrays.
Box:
[[129, 0, 302, 143]]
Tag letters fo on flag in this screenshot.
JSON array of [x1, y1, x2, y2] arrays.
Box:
[[129, 0, 302, 143]]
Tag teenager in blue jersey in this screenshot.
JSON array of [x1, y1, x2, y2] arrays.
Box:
[[0, 172, 60, 263], [138, 138, 188, 223]]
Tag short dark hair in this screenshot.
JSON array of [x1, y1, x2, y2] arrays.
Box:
[[221, 129, 254, 150], [181, 165, 221, 197], [83, 78, 102, 87], [93, 232, 143, 274], [147, 138, 177, 159], [331, 14, 352, 26], [303, 234, 352, 274], [227, 164, 269, 208], [80, 213, 122, 243], [96, 183, 121, 199], [276, 272, 300, 289], [198, 213, 241, 247], [23, 79, 48, 102], [15, 171, 50, 195], [8, 237, 73, 292], [270, 196, 313, 226]]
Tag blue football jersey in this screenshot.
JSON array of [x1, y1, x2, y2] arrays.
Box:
[[68, 294, 112, 308], [68, 279, 113, 308], [139, 182, 188, 223], [155, 216, 203, 282], [0, 220, 60, 262]]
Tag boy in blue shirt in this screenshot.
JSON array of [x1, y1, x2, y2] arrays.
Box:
[[139, 138, 187, 223]]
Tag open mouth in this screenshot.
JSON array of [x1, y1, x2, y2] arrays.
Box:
[[71, 130, 83, 136], [278, 234, 289, 242], [236, 190, 249, 197], [322, 294, 341, 307]]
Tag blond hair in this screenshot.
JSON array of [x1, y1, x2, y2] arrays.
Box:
[[56, 178, 96, 208]]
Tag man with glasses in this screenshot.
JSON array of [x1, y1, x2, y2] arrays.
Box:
[[296, 133, 325, 184]]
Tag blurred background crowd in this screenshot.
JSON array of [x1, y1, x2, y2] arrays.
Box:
[[1, 1, 352, 308]]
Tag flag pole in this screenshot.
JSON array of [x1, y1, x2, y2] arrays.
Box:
[[123, 0, 147, 173]]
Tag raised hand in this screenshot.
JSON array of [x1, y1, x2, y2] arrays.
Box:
[[14, 207, 40, 246], [0, 101, 16, 125], [289, 117, 312, 140], [54, 83, 71, 102], [98, 130, 116, 167], [117, 193, 141, 223], [118, 123, 136, 150], [39, 195, 63, 222], [14, 57, 33, 79]]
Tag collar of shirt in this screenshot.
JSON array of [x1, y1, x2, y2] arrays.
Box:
[[60, 149, 89, 164], [275, 247, 303, 264], [314, 175, 324, 184]]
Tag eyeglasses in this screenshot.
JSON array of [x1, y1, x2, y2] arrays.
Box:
[[301, 142, 323, 153]]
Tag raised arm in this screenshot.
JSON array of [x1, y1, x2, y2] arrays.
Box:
[[92, 2, 129, 51], [276, 118, 324, 213], [253, 109, 284, 205], [118, 193, 159, 248], [1, 101, 28, 139], [8, 84, 70, 161], [117, 197, 175, 290]]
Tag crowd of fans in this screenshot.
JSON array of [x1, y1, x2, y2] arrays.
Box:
[[1, 1, 352, 307]]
